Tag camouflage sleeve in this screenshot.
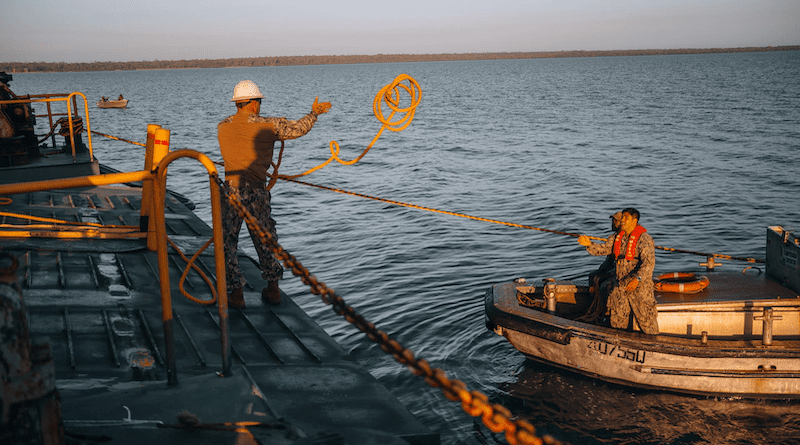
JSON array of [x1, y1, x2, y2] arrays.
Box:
[[252, 113, 318, 141], [586, 236, 614, 257]]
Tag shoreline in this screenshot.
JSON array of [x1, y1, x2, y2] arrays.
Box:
[[3, 46, 799, 74]]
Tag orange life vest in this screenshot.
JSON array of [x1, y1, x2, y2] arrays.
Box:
[[613, 225, 647, 260]]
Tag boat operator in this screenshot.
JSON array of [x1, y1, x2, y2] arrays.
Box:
[[217, 80, 331, 308], [577, 208, 659, 334]]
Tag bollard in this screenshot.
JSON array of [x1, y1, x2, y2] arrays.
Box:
[[140, 124, 161, 233], [146, 128, 170, 251], [0, 252, 63, 445], [700, 256, 722, 271], [543, 278, 558, 313], [754, 307, 782, 346]]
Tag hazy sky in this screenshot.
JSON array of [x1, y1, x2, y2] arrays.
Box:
[[2, 0, 798, 63]]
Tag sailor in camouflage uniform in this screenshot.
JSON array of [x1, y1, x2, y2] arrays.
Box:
[[218, 80, 330, 308], [578, 208, 659, 335]]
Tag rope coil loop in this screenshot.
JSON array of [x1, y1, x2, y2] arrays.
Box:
[[167, 237, 218, 305], [279, 74, 421, 179]]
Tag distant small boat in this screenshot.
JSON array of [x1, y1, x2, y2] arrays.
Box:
[[96, 98, 128, 108]]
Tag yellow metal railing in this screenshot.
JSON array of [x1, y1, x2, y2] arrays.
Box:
[[0, 146, 231, 384], [1, 92, 94, 162], [151, 149, 231, 383]]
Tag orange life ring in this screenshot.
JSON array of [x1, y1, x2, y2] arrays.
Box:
[[655, 272, 709, 294]]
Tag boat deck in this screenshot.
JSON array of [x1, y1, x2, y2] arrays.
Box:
[[656, 269, 800, 306], [0, 184, 436, 444]]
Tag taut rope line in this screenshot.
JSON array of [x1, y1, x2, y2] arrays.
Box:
[[216, 177, 561, 445], [281, 177, 766, 264], [88, 129, 146, 147], [282, 177, 591, 238]]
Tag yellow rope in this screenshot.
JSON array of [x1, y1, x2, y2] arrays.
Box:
[[283, 177, 605, 240], [167, 237, 218, 305], [278, 73, 421, 179], [88, 130, 146, 147], [0, 210, 117, 228], [281, 177, 767, 264], [0, 197, 217, 302]]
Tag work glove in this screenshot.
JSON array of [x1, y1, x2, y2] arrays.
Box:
[[312, 96, 332, 115]]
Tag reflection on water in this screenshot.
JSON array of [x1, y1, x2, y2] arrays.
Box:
[[503, 362, 800, 445]]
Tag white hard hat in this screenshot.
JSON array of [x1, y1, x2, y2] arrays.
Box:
[[231, 80, 264, 102]]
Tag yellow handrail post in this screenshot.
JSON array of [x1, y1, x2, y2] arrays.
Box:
[[208, 174, 232, 376], [151, 166, 178, 385], [146, 128, 170, 251], [0, 141, 232, 385], [140, 124, 161, 233], [152, 149, 231, 382]]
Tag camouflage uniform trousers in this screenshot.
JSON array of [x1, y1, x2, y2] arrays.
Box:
[[607, 277, 659, 334], [221, 185, 283, 293]]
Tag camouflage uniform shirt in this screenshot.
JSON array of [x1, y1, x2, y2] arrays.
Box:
[[217, 111, 318, 292]]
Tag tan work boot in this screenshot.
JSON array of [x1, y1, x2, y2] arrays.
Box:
[[262, 281, 280, 305], [228, 287, 245, 309]]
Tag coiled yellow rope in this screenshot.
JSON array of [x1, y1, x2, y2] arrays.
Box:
[[278, 73, 421, 179]]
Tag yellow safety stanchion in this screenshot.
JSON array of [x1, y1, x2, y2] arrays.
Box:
[[147, 128, 170, 251], [140, 124, 161, 233]]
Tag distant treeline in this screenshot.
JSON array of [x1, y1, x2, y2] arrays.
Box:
[[3, 46, 799, 73]]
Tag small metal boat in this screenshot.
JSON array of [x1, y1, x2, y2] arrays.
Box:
[[485, 226, 800, 399], [96, 98, 128, 108]]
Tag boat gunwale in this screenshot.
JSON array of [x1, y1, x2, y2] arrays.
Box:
[[515, 351, 800, 400], [486, 283, 800, 360]]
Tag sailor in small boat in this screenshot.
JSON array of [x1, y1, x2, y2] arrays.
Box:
[[579, 211, 623, 324], [101, 96, 107, 102], [218, 80, 331, 308], [577, 208, 659, 334], [118, 94, 123, 100]]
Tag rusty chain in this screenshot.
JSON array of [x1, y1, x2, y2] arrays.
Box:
[[214, 175, 562, 445]]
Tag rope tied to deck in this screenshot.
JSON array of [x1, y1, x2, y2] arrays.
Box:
[[216, 176, 561, 445], [36, 117, 85, 144]]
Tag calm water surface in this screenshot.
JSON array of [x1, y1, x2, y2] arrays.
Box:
[[13, 51, 800, 444]]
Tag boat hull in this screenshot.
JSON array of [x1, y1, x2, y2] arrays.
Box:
[[96, 99, 128, 108], [486, 281, 800, 399]]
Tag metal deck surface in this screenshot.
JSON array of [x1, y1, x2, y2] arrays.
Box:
[[0, 184, 437, 444], [655, 269, 800, 306]]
